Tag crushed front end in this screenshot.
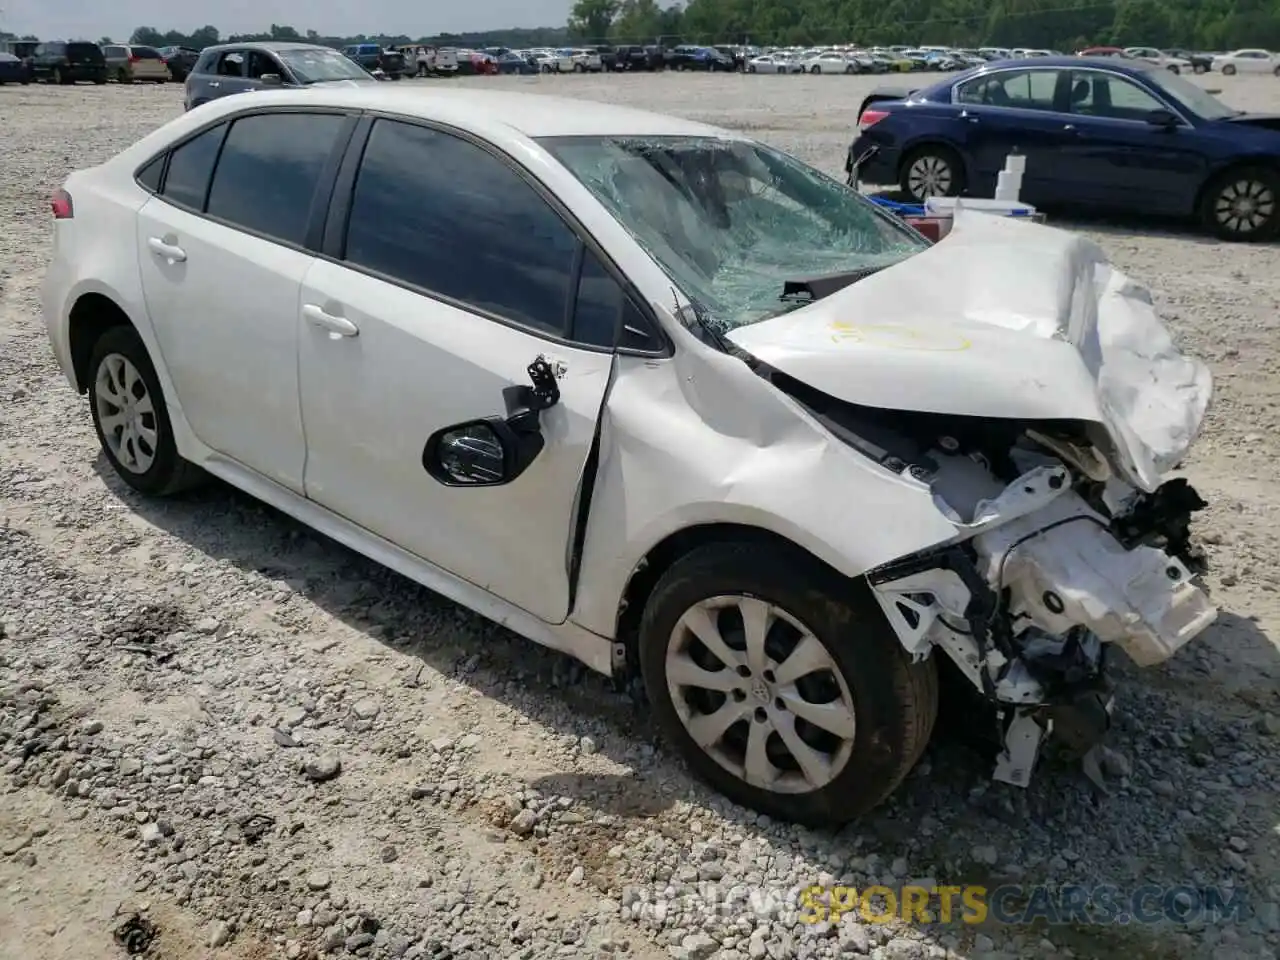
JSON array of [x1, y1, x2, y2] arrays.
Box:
[[855, 413, 1215, 790]]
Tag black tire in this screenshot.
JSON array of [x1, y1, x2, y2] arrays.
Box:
[[1194, 63, 1208, 74], [1222, 64, 1236, 76], [117, 68, 131, 83], [638, 541, 938, 828], [1198, 165, 1280, 242], [811, 65, 821, 74], [54, 67, 66, 85], [1167, 64, 1180, 74], [1274, 65, 1280, 77], [87, 325, 205, 496], [899, 144, 966, 202], [747, 64, 756, 73]]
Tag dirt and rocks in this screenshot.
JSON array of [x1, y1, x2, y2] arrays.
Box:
[[0, 72, 1277, 960]]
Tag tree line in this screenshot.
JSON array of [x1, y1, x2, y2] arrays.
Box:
[[6, 0, 1280, 56]]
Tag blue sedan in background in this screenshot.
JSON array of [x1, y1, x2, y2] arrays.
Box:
[[847, 56, 1280, 241]]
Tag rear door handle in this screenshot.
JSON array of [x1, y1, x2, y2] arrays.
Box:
[[207, 81, 220, 87], [147, 237, 186, 262], [1063, 123, 1079, 133], [303, 303, 359, 338]]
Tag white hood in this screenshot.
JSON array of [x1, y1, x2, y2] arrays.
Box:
[[726, 209, 1213, 493]]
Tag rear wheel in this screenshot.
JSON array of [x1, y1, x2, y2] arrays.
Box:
[[1194, 63, 1208, 74], [1199, 166, 1280, 242], [117, 68, 130, 83], [638, 541, 938, 828], [900, 145, 965, 202], [87, 325, 205, 497]]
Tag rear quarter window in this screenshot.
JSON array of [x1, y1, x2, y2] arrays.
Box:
[[67, 43, 103, 60]]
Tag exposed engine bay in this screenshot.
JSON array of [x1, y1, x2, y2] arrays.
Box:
[[771, 369, 1216, 791]]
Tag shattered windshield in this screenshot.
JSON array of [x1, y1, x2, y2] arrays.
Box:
[[540, 135, 927, 332], [279, 47, 374, 83]]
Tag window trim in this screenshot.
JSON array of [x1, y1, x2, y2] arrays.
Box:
[[951, 65, 1063, 113], [322, 111, 671, 358], [1064, 67, 1194, 127], [951, 64, 1194, 127], [131, 106, 359, 257]]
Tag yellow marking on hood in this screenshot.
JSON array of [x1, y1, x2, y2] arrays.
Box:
[[828, 321, 971, 352]]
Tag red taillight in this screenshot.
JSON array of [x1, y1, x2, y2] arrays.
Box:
[[858, 108, 890, 129], [129, 54, 140, 63], [50, 188, 73, 219]]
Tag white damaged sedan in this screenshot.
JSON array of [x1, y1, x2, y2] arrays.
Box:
[[42, 86, 1216, 826]]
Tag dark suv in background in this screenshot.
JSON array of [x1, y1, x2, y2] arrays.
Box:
[[31, 41, 107, 84]]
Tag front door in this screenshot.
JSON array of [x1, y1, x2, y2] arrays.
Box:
[[1057, 69, 1210, 214], [298, 117, 620, 623], [136, 110, 353, 493]]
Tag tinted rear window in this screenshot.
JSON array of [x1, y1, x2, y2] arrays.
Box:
[[67, 43, 103, 61], [132, 46, 162, 59], [104, 47, 125, 57]]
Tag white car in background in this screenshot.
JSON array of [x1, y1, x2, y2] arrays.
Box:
[[531, 48, 575, 73], [567, 49, 602, 72], [746, 53, 803, 74], [800, 51, 858, 74], [1212, 48, 1280, 75], [43, 85, 1217, 827], [1123, 46, 1192, 73]]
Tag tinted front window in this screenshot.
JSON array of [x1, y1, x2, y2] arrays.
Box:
[[162, 123, 227, 210], [206, 112, 347, 245], [573, 250, 622, 348], [1068, 72, 1165, 120], [344, 119, 579, 336]]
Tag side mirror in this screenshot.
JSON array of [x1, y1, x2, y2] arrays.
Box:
[[259, 72, 282, 85], [423, 417, 542, 486], [422, 357, 560, 487], [1145, 108, 1179, 128]]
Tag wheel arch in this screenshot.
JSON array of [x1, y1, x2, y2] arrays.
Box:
[[68, 290, 141, 393], [896, 137, 970, 186], [613, 522, 857, 673], [1194, 155, 1280, 215]]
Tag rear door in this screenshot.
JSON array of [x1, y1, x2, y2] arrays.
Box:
[[951, 65, 1079, 202], [136, 109, 356, 492], [297, 117, 626, 623]]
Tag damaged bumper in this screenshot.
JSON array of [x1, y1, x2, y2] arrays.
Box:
[[867, 453, 1216, 789]]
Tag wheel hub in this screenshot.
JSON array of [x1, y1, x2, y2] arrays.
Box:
[[665, 595, 857, 794]]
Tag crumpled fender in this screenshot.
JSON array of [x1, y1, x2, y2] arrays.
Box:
[[569, 314, 963, 639]]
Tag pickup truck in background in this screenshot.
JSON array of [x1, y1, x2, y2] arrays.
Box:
[[341, 43, 408, 79]]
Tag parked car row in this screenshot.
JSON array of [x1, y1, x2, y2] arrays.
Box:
[[848, 55, 1280, 241], [0, 39, 200, 83], [1075, 45, 1280, 75]]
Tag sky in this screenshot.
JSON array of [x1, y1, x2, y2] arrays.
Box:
[[1, 0, 574, 41]]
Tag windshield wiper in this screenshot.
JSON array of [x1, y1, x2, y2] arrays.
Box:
[[779, 265, 889, 305]]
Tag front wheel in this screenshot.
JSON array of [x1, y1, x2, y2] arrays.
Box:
[[53, 67, 66, 84], [1222, 64, 1237, 75], [900, 145, 965, 202], [87, 325, 205, 496], [638, 542, 937, 828], [1194, 63, 1208, 74], [810, 65, 821, 74], [1199, 166, 1280, 242]]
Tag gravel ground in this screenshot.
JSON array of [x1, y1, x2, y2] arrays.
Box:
[[0, 72, 1277, 960]]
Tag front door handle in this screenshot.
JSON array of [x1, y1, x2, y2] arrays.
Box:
[[960, 111, 980, 123], [147, 236, 186, 262], [207, 81, 220, 87], [303, 303, 359, 338]]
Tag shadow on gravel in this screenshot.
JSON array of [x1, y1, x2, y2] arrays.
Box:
[[92, 459, 1279, 956]]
